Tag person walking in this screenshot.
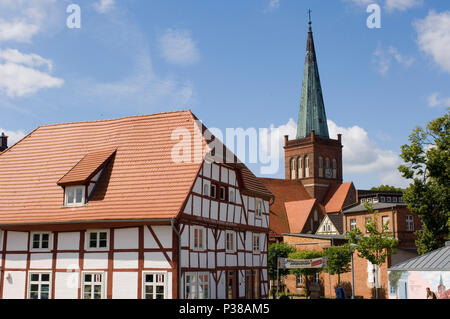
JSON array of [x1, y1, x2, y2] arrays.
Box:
[[426, 287, 437, 299]]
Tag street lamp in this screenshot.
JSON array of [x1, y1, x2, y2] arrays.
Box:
[[349, 243, 357, 299]]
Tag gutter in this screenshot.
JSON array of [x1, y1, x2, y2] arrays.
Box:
[[171, 218, 182, 300], [0, 218, 175, 227]]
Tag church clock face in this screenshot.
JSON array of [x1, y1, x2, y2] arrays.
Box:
[[325, 168, 332, 178]]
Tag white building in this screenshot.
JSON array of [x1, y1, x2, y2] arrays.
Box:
[[0, 111, 272, 299]]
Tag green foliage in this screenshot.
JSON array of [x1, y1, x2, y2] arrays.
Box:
[[388, 270, 405, 290], [347, 203, 398, 266], [398, 111, 450, 254], [323, 245, 352, 281], [370, 185, 404, 192], [268, 242, 296, 280]]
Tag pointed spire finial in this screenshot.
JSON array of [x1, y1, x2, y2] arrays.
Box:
[[308, 9, 312, 29]]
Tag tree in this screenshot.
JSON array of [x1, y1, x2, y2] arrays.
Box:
[[288, 250, 324, 298], [268, 242, 296, 298], [347, 202, 398, 299], [323, 245, 352, 285], [398, 111, 450, 254], [370, 185, 403, 192]]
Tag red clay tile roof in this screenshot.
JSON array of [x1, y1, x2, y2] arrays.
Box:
[[0, 111, 212, 225], [57, 148, 117, 186], [324, 182, 355, 214], [284, 199, 317, 233], [235, 165, 272, 199], [258, 178, 312, 237]]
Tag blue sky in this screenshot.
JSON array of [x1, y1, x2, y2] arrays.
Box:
[[0, 0, 449, 189]]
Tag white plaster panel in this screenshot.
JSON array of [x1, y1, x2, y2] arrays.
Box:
[[190, 252, 198, 268], [217, 231, 225, 250], [238, 252, 245, 267], [114, 227, 139, 250], [253, 255, 259, 267], [83, 253, 108, 269], [210, 201, 218, 220], [193, 195, 202, 217], [242, 196, 248, 211], [199, 252, 207, 268], [229, 170, 236, 186], [6, 231, 28, 251], [203, 161, 211, 178], [227, 205, 234, 223], [144, 252, 171, 268], [249, 197, 255, 210], [193, 177, 202, 194], [112, 272, 138, 299], [219, 203, 227, 221], [144, 225, 158, 249], [114, 252, 139, 269], [55, 272, 78, 299], [181, 226, 189, 248], [57, 232, 80, 251], [221, 166, 228, 183], [226, 254, 236, 267], [2, 271, 26, 299], [208, 252, 215, 269], [245, 232, 252, 251], [236, 190, 241, 204], [212, 163, 220, 181], [184, 195, 192, 214], [248, 212, 255, 227], [152, 226, 172, 249], [208, 229, 215, 250], [234, 207, 241, 224], [246, 253, 253, 266], [217, 252, 225, 267], [217, 271, 225, 299], [56, 253, 79, 270], [202, 198, 210, 218], [30, 253, 53, 269], [5, 254, 27, 269], [181, 250, 189, 268]]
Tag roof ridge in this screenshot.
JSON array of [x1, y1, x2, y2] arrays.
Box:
[[36, 109, 193, 129]]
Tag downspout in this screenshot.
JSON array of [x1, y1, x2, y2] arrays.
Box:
[[171, 218, 182, 299]]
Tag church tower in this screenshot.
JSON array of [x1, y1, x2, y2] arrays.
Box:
[[284, 20, 343, 203]]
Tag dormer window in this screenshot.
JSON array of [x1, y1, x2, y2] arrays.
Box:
[[65, 186, 86, 206]]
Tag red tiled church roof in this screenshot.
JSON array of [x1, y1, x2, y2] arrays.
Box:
[[285, 199, 317, 233]]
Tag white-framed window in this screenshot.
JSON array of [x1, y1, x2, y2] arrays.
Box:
[[296, 275, 303, 286], [332, 158, 337, 179], [312, 273, 320, 283], [192, 226, 205, 250], [255, 198, 263, 217], [253, 234, 260, 253], [185, 272, 209, 299], [65, 185, 85, 206], [373, 197, 379, 203], [318, 156, 323, 178], [86, 230, 109, 250], [305, 156, 310, 178], [30, 232, 52, 251], [28, 272, 51, 299], [210, 184, 216, 198], [226, 231, 235, 252], [399, 197, 404, 203], [229, 189, 235, 203], [327, 224, 332, 232], [380, 196, 385, 203], [298, 157, 303, 179], [143, 272, 167, 299], [82, 272, 105, 299], [219, 186, 226, 201], [350, 219, 356, 231], [290, 158, 296, 180], [406, 215, 414, 232], [382, 216, 390, 231], [386, 197, 391, 203], [392, 197, 398, 203], [361, 198, 366, 203]]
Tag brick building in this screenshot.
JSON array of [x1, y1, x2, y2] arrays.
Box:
[[260, 20, 421, 299]]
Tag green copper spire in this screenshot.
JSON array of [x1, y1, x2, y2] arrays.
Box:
[[297, 20, 329, 139]]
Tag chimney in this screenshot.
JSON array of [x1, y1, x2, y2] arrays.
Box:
[[0, 132, 8, 152], [311, 130, 315, 141], [284, 135, 289, 146], [338, 134, 342, 144]]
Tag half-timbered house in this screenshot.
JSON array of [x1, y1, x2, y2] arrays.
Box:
[[0, 110, 272, 299]]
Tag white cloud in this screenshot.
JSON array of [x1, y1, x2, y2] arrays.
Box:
[[261, 118, 408, 187], [94, 0, 115, 14], [372, 45, 414, 75], [158, 29, 200, 66], [428, 92, 450, 108], [0, 0, 59, 43], [385, 0, 422, 12], [0, 49, 63, 97], [0, 128, 26, 146], [267, 0, 281, 11], [415, 10, 450, 73]]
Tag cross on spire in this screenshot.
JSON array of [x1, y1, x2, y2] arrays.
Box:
[[308, 9, 312, 24]]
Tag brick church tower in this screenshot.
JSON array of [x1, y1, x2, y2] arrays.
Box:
[[284, 20, 343, 203]]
